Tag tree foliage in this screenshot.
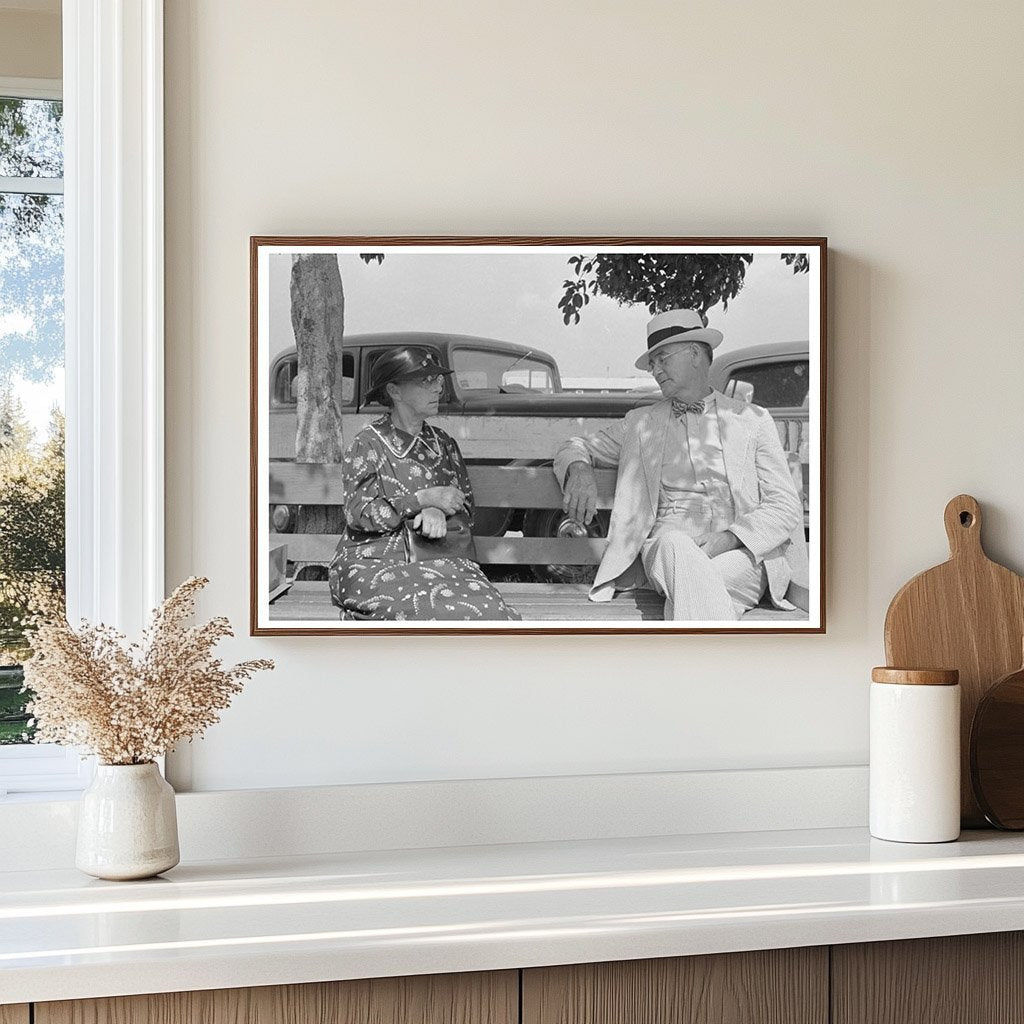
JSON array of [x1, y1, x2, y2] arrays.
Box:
[[557, 252, 809, 326], [0, 392, 65, 666], [0, 98, 62, 182]]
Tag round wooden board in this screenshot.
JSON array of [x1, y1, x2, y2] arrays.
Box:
[[971, 663, 1024, 829], [884, 495, 1024, 827]]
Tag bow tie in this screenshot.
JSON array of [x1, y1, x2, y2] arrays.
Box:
[[671, 398, 706, 418]]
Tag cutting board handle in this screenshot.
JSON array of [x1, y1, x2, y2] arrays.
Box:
[[944, 494, 983, 559]]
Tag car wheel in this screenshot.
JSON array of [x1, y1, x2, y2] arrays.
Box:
[[471, 506, 514, 537], [523, 509, 606, 585]]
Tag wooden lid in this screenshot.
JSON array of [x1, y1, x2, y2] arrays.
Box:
[[871, 667, 960, 686]]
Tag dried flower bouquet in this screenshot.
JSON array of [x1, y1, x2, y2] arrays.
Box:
[[23, 577, 273, 765]]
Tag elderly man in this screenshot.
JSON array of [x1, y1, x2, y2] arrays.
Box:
[[554, 308, 807, 621]]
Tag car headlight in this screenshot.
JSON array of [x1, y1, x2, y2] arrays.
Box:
[[271, 505, 292, 532]]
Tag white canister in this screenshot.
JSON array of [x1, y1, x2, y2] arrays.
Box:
[[870, 667, 961, 843]]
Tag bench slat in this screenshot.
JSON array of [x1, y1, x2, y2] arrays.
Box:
[[477, 536, 605, 563], [269, 462, 617, 509], [272, 412, 809, 463], [273, 414, 639, 462], [270, 533, 608, 565], [470, 466, 616, 509], [269, 582, 662, 623], [268, 580, 808, 623]]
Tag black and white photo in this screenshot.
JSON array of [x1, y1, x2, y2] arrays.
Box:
[[251, 238, 826, 634]]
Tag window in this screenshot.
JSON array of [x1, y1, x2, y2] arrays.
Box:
[[272, 357, 295, 406], [0, 10, 167, 797], [725, 359, 810, 409], [0, 87, 65, 758], [0, 80, 85, 797], [451, 347, 556, 393], [274, 351, 356, 407]]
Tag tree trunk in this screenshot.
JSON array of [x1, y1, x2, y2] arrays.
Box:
[[290, 254, 345, 464], [290, 255, 346, 537]]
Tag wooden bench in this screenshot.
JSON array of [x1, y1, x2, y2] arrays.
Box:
[[270, 580, 804, 622], [267, 463, 807, 623]]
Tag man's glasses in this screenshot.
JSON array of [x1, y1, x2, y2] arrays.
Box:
[[410, 374, 444, 388]]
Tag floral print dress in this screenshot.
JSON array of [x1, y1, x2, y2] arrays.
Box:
[[328, 416, 520, 621]]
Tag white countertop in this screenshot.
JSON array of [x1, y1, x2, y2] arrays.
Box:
[[4, 826, 1024, 1005]]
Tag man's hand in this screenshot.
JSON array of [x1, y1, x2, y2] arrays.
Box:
[[415, 486, 465, 515], [562, 462, 598, 525], [412, 507, 448, 539], [700, 530, 743, 559]]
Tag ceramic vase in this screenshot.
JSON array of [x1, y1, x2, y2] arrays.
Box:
[[76, 762, 180, 880]]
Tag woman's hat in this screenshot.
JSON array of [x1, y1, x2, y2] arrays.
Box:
[[634, 309, 724, 371], [366, 346, 454, 403]]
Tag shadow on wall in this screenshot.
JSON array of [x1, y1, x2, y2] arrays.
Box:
[[827, 249, 871, 636]]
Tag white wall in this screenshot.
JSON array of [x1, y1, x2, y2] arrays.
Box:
[[164, 0, 1024, 791]]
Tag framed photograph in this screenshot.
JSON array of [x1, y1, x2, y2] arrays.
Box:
[[251, 237, 826, 635]]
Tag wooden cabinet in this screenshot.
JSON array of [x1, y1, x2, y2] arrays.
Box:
[[832, 932, 1024, 1024], [34, 971, 517, 1024], [14, 933, 1024, 1024], [522, 948, 828, 1024]]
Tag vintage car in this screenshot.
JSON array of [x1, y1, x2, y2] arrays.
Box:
[[713, 340, 812, 465], [269, 332, 659, 540], [269, 332, 810, 582]]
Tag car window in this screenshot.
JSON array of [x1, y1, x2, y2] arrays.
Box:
[[340, 355, 355, 403], [726, 359, 809, 408], [452, 348, 556, 393], [273, 358, 296, 405], [272, 352, 355, 406]]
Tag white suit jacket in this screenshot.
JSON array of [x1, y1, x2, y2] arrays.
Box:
[[553, 393, 809, 608]]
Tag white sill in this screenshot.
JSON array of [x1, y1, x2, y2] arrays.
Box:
[[0, 790, 85, 804], [0, 745, 95, 800], [3, 826, 1024, 1005], [1, 765, 869, 871]]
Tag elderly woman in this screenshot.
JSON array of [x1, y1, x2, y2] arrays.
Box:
[[328, 347, 520, 621]]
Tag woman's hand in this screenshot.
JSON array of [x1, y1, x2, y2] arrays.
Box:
[[412, 507, 448, 539], [415, 486, 465, 515]]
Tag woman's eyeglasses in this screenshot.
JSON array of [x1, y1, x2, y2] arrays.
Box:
[[410, 374, 444, 388]]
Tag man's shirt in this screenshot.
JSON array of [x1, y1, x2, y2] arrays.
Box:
[[658, 391, 735, 533]]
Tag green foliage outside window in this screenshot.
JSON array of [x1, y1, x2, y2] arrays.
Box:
[[0, 394, 65, 743], [1, 95, 65, 744]]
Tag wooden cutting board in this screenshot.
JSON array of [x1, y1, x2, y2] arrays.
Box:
[[884, 494, 1024, 827]]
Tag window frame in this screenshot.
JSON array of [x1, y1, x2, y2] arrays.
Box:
[[0, 76, 82, 796], [0, 0, 165, 797], [0, 75, 63, 193], [0, 77, 61, 102]]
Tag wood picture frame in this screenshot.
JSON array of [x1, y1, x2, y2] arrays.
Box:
[[251, 237, 826, 635]]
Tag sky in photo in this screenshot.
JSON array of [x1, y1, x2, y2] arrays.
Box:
[[1, 267, 63, 445], [1, 97, 64, 446], [269, 251, 811, 383]]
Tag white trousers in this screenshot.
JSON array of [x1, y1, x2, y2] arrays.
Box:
[[641, 527, 767, 621]]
